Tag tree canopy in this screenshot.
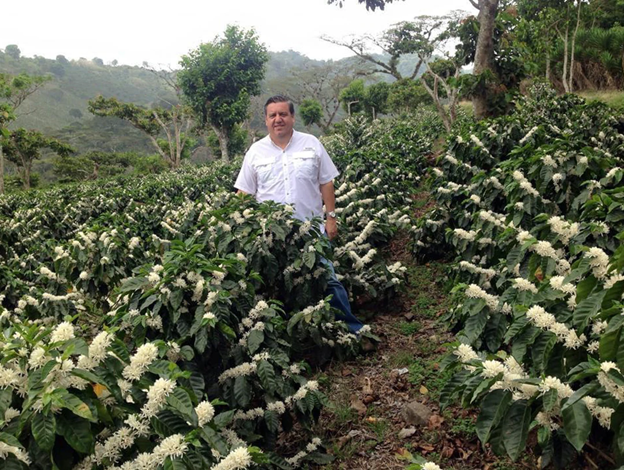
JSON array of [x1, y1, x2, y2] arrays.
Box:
[[178, 25, 268, 162]]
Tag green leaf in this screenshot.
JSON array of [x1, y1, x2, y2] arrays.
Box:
[[264, 410, 280, 433], [0, 388, 13, 419], [506, 245, 524, 269], [484, 314, 507, 352], [55, 412, 93, 454], [573, 291, 606, 329], [562, 400, 592, 452], [213, 410, 235, 429], [575, 276, 597, 303], [167, 388, 194, 420], [476, 390, 512, 444], [247, 329, 264, 355], [257, 360, 277, 394], [542, 389, 558, 412], [32, 412, 56, 451], [56, 393, 95, 422], [234, 376, 251, 408], [502, 400, 532, 461], [562, 383, 598, 412], [303, 251, 316, 269], [463, 310, 488, 344], [163, 457, 188, 470], [151, 410, 189, 437]]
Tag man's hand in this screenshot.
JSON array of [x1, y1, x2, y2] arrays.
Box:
[[326, 217, 338, 240]]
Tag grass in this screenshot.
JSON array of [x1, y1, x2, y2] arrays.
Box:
[[577, 90, 624, 108], [397, 320, 422, 336]]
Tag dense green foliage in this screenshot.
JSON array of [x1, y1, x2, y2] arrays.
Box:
[[415, 85, 624, 467], [0, 125, 419, 467]]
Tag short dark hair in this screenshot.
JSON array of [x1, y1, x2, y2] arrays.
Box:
[[264, 95, 295, 116]]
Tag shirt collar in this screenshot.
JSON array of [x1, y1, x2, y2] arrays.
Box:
[[269, 130, 296, 151]]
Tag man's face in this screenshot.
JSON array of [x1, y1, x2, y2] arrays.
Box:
[[265, 102, 295, 141]]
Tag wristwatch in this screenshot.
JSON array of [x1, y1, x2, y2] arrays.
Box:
[[326, 210, 337, 218]]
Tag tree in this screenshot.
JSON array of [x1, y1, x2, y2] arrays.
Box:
[[69, 108, 83, 119], [387, 79, 432, 114], [88, 95, 191, 168], [470, 0, 500, 119], [0, 73, 50, 193], [1, 128, 73, 189], [322, 16, 449, 81], [178, 25, 268, 162], [339, 79, 366, 115], [364, 81, 390, 119], [299, 99, 324, 129], [56, 55, 69, 64], [5, 45, 21, 60], [54, 151, 135, 182], [420, 58, 462, 132], [326, 0, 402, 11], [92, 57, 104, 66]]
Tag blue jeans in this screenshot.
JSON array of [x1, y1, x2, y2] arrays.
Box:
[[322, 258, 363, 334]]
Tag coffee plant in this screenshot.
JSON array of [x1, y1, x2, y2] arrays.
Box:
[[415, 84, 624, 467], [0, 145, 416, 468]]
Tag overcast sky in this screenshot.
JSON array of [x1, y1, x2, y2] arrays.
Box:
[[3, 0, 470, 68]]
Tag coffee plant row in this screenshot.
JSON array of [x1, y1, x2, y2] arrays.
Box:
[[0, 123, 422, 470], [415, 85, 624, 468]]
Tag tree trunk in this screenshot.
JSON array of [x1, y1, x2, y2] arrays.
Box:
[[568, 0, 582, 92], [23, 162, 31, 190], [546, 49, 551, 82], [0, 144, 4, 195], [213, 126, 230, 163], [472, 0, 499, 120]]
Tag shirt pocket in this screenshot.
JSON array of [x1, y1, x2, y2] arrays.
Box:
[[254, 156, 276, 185], [292, 150, 319, 181]]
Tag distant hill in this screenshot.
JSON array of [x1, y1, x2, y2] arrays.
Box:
[[0, 47, 423, 167]]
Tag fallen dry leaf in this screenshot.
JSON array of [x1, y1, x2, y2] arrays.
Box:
[[442, 445, 455, 459], [428, 414, 444, 429], [420, 385, 429, 395], [350, 395, 367, 415], [362, 377, 373, 395]]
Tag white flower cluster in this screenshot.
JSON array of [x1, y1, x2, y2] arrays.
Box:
[[512, 170, 539, 197], [211, 447, 252, 470], [286, 437, 322, 467], [458, 261, 497, 281], [0, 441, 30, 465], [286, 380, 319, 406], [584, 247, 610, 280], [141, 378, 176, 418], [478, 210, 507, 229], [519, 126, 539, 144], [122, 343, 159, 381], [453, 344, 479, 363], [453, 228, 478, 242], [465, 284, 499, 311], [582, 396, 614, 428], [512, 278, 538, 294], [547, 216, 579, 245], [526, 306, 586, 349], [598, 362, 624, 403]]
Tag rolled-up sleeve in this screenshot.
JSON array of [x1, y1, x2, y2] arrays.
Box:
[[234, 152, 257, 195], [318, 143, 339, 185]]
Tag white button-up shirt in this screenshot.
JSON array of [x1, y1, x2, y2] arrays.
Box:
[[234, 130, 339, 222]]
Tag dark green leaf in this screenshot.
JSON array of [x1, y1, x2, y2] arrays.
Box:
[[476, 390, 512, 443], [562, 400, 592, 451], [32, 413, 56, 451], [502, 400, 532, 461]]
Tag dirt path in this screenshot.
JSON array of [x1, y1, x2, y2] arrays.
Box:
[[308, 255, 538, 470]]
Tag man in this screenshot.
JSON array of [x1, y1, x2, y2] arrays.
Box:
[[234, 95, 363, 334]]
